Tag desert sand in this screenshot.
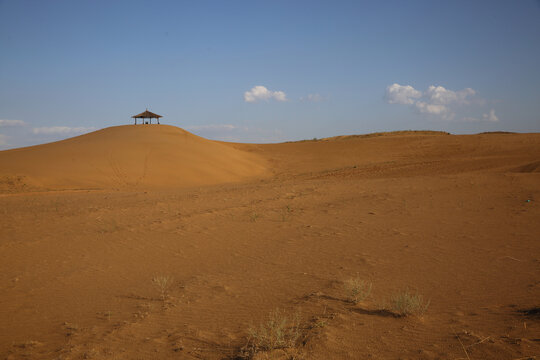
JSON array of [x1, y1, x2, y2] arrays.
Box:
[[0, 125, 539, 359]]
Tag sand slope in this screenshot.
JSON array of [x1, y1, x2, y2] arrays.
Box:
[[0, 125, 267, 191], [1, 130, 539, 359]]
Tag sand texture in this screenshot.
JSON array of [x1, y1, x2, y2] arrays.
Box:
[[0, 125, 267, 191], [0, 126, 539, 359]]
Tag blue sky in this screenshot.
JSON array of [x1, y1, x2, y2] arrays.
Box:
[[1, 0, 539, 149]]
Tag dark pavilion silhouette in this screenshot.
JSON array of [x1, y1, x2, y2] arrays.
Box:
[[131, 109, 163, 125]]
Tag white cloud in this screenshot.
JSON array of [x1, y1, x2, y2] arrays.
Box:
[[301, 93, 325, 102], [32, 126, 95, 135], [386, 83, 486, 120], [0, 134, 8, 146], [0, 119, 26, 127], [272, 91, 287, 102], [415, 101, 452, 119], [386, 83, 422, 105], [424, 85, 476, 105], [244, 85, 288, 103], [482, 109, 499, 122]]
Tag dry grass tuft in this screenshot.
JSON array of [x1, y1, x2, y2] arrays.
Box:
[[249, 212, 260, 222], [242, 309, 302, 357], [152, 275, 174, 300], [344, 277, 372, 304], [387, 289, 430, 316]]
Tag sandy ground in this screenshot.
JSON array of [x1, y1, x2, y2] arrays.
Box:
[[0, 126, 539, 359]]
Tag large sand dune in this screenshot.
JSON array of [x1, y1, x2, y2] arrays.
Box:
[[0, 125, 267, 191], [1, 128, 539, 359]]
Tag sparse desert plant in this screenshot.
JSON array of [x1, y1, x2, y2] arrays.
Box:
[[280, 205, 293, 221], [245, 309, 302, 354], [249, 212, 260, 222], [152, 275, 174, 300], [388, 289, 430, 316], [344, 277, 372, 304]]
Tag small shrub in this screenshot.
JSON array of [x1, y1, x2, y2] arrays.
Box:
[[245, 309, 302, 354], [249, 212, 260, 222], [344, 277, 372, 304], [152, 275, 174, 300], [388, 289, 430, 316], [314, 319, 327, 328]]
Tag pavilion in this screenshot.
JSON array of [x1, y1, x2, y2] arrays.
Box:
[[132, 109, 162, 125]]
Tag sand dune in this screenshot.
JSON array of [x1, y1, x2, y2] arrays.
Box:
[[0, 125, 267, 191], [1, 129, 539, 359]]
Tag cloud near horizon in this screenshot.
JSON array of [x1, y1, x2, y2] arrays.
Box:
[[300, 93, 325, 102], [184, 123, 283, 143], [386, 83, 496, 121], [32, 126, 96, 135], [483, 109, 499, 122], [244, 85, 287, 103], [462, 109, 499, 122], [185, 124, 239, 131], [0, 119, 26, 127]]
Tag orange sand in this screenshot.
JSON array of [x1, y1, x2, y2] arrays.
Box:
[[0, 125, 267, 190], [0, 126, 539, 359]]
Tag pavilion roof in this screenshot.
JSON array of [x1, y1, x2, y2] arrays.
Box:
[[132, 110, 162, 118]]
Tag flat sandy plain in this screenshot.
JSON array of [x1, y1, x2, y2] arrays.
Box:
[[1, 125, 539, 359]]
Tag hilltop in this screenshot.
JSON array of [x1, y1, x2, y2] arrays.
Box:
[[0, 125, 268, 192]]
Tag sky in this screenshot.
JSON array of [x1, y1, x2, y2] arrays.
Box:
[[1, 0, 540, 149]]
